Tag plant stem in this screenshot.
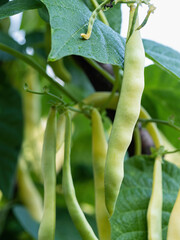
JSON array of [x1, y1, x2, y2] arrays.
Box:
[[81, 0, 111, 39], [100, 66, 120, 110], [139, 118, 180, 132], [90, 0, 109, 26], [0, 43, 79, 103], [133, 125, 142, 155], [139, 108, 162, 147], [84, 58, 115, 85]]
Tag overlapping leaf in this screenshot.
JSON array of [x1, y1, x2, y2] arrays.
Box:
[[41, 0, 125, 66], [0, 76, 23, 198], [0, 0, 42, 20], [111, 156, 180, 240], [143, 39, 180, 79], [14, 205, 97, 240], [142, 64, 180, 148], [0, 31, 25, 61]]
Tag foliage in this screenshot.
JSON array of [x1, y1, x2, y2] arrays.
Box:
[[0, 0, 180, 239]]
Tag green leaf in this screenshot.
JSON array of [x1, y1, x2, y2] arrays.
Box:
[[20, 9, 46, 33], [56, 208, 97, 240], [24, 31, 46, 59], [13, 205, 39, 240], [0, 76, 23, 198], [64, 56, 94, 99], [71, 114, 92, 172], [0, 0, 43, 20], [14, 205, 96, 240], [0, 202, 12, 235], [38, 4, 49, 23], [41, 0, 125, 66], [0, 31, 25, 61], [111, 156, 180, 240], [142, 64, 180, 148], [143, 39, 180, 79], [0, 0, 8, 7]]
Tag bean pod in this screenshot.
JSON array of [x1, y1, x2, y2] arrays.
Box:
[[38, 107, 56, 240], [104, 5, 145, 216], [92, 108, 111, 240], [140, 107, 162, 240], [167, 189, 180, 240], [62, 111, 98, 240]]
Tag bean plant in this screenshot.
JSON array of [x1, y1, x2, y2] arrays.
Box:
[[0, 0, 180, 240]]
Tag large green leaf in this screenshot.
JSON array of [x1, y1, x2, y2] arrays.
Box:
[[14, 205, 96, 240], [0, 0, 43, 20], [111, 156, 180, 240], [41, 0, 125, 66], [13, 205, 39, 239], [0, 0, 8, 7], [0, 31, 25, 61], [142, 64, 180, 148], [143, 39, 180, 79], [64, 56, 94, 100], [20, 9, 45, 33], [0, 75, 23, 198], [71, 114, 93, 175]]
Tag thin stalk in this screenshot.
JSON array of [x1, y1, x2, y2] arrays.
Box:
[[84, 58, 115, 85], [81, 0, 111, 39], [90, 0, 110, 26], [139, 108, 162, 148], [100, 66, 120, 110], [115, 0, 150, 4], [139, 118, 180, 132], [25, 87, 64, 104], [165, 149, 180, 155], [0, 43, 79, 103], [133, 125, 142, 155]]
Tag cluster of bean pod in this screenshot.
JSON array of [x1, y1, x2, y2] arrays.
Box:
[[37, 1, 180, 240]]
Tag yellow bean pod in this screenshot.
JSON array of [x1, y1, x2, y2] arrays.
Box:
[[62, 111, 98, 240], [91, 108, 111, 240], [104, 6, 145, 216], [56, 112, 66, 152], [167, 189, 180, 240], [17, 159, 43, 222], [38, 107, 57, 240], [147, 156, 162, 240], [140, 107, 163, 240]]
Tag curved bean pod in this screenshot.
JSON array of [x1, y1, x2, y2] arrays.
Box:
[[104, 5, 145, 216], [38, 107, 57, 240], [167, 189, 180, 240], [92, 108, 111, 240], [62, 111, 98, 240]]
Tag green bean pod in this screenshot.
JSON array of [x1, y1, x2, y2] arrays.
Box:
[[38, 107, 57, 240], [62, 111, 98, 240], [147, 156, 162, 240], [17, 159, 43, 222], [104, 6, 145, 216], [91, 108, 111, 240], [140, 107, 162, 240], [167, 189, 180, 240], [56, 112, 66, 152], [49, 59, 71, 83]]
